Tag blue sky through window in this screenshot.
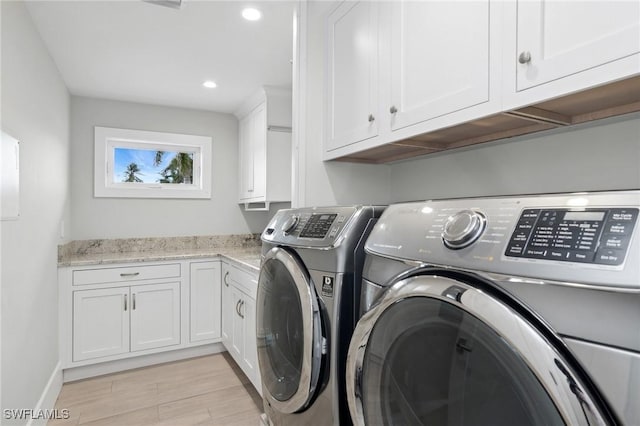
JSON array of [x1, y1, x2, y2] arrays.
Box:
[[114, 147, 192, 183]]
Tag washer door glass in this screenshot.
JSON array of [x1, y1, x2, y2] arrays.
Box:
[[258, 256, 305, 401], [361, 297, 564, 425]]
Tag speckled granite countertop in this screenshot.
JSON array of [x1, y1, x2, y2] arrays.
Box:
[[58, 234, 263, 272]]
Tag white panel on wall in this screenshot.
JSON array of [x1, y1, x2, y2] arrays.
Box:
[[1, 131, 20, 220]]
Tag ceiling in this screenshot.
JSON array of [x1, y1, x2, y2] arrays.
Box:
[[25, 0, 295, 113]]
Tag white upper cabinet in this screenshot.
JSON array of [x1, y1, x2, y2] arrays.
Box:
[[324, 0, 502, 158], [388, 1, 491, 131], [321, 0, 639, 162], [503, 0, 640, 109], [326, 1, 379, 150], [235, 87, 292, 211], [516, 0, 639, 92]]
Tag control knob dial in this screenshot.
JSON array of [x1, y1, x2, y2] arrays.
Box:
[[442, 210, 486, 249], [282, 215, 299, 235]]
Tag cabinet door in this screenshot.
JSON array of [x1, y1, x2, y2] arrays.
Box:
[[130, 282, 181, 352], [73, 287, 129, 362], [326, 1, 379, 151], [388, 1, 490, 131], [189, 261, 221, 343], [221, 264, 233, 348], [229, 286, 244, 362], [238, 114, 254, 200], [241, 294, 261, 391], [516, 1, 640, 91], [251, 103, 267, 199]]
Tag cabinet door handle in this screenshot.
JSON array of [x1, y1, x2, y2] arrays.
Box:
[[235, 300, 241, 316], [120, 272, 140, 277], [368, 114, 375, 122], [239, 300, 245, 319], [132, 293, 136, 310], [124, 294, 128, 311], [518, 51, 532, 64], [223, 271, 230, 287], [389, 106, 398, 114]]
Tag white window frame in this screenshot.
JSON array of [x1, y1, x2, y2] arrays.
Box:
[[94, 126, 212, 199]]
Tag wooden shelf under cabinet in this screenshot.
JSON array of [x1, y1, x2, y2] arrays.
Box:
[[335, 76, 640, 164]]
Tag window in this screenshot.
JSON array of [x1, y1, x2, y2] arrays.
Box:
[[94, 126, 212, 198]]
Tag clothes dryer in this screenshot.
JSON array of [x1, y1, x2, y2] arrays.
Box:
[[348, 191, 639, 425], [258, 205, 385, 425]]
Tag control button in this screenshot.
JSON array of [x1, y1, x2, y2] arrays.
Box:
[[521, 209, 541, 220], [546, 249, 568, 260], [524, 248, 547, 259], [337, 215, 345, 223], [595, 249, 626, 265], [600, 235, 630, 250], [567, 251, 595, 263], [608, 209, 638, 222], [282, 215, 299, 234], [505, 243, 525, 256], [603, 222, 633, 235], [442, 210, 487, 250]]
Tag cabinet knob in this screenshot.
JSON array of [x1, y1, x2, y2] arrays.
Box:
[[368, 114, 375, 122], [389, 106, 398, 114], [518, 51, 532, 64]]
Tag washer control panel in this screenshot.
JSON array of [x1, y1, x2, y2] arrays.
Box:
[[299, 213, 339, 239], [262, 206, 368, 248], [505, 208, 638, 265]]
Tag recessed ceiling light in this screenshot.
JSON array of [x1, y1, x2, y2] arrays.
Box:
[[242, 7, 262, 21], [203, 80, 217, 89]]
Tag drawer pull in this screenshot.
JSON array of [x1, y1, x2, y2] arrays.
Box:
[[120, 272, 140, 278]]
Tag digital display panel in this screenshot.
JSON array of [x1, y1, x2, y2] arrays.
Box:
[[563, 211, 606, 222]]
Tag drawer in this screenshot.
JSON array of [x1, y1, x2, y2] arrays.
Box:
[[223, 263, 258, 298], [73, 263, 181, 286]]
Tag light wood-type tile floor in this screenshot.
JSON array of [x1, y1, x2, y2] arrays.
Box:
[[49, 353, 263, 426]]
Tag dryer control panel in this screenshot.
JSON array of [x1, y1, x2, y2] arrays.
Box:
[[506, 208, 638, 265], [365, 191, 640, 288]]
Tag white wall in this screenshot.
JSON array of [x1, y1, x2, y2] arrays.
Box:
[[1, 0, 71, 422], [297, 1, 390, 207], [389, 114, 640, 202], [70, 96, 277, 240]]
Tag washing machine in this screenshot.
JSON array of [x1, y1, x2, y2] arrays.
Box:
[[347, 190, 640, 425], [258, 205, 385, 425]]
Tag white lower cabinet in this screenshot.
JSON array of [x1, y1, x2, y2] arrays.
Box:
[[221, 262, 262, 395], [130, 282, 181, 352], [73, 287, 130, 362], [189, 261, 222, 343], [73, 282, 180, 362], [61, 257, 259, 385]]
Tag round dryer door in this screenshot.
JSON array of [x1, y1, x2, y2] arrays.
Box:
[[347, 274, 614, 426], [256, 247, 324, 414]]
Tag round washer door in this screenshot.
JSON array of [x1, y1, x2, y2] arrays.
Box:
[[256, 247, 324, 414], [347, 274, 612, 426]]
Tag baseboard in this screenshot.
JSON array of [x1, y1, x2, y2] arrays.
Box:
[[25, 361, 63, 426], [63, 343, 225, 382]]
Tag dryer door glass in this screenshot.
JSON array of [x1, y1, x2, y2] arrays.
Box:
[[257, 248, 323, 413], [361, 297, 564, 425]]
